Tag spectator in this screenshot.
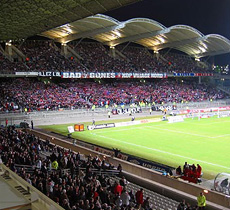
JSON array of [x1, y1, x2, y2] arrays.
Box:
[[177, 200, 187, 210], [114, 181, 123, 196], [197, 192, 206, 210], [120, 189, 130, 206], [135, 188, 144, 205]]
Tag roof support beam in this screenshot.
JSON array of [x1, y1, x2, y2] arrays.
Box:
[[55, 24, 121, 43], [104, 28, 170, 46], [153, 36, 205, 51]]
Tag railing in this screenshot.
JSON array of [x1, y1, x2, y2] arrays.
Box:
[[1, 99, 230, 126], [0, 163, 65, 210]]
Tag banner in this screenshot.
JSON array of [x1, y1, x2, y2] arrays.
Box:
[[15, 72, 38, 76], [115, 118, 161, 128], [127, 155, 174, 174], [61, 72, 167, 79], [113, 107, 142, 115], [179, 106, 230, 114], [87, 123, 115, 130], [154, 105, 177, 111], [168, 116, 184, 123], [173, 73, 213, 77], [67, 126, 74, 133]]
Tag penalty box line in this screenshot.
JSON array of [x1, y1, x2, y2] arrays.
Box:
[[91, 133, 230, 170], [92, 123, 230, 139], [144, 126, 230, 139]]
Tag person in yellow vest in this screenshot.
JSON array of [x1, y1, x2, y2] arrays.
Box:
[[52, 160, 58, 170], [92, 105, 95, 111], [24, 107, 27, 113], [105, 104, 109, 109], [108, 110, 111, 118], [197, 192, 206, 210]]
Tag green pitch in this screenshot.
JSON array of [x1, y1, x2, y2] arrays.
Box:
[[40, 116, 230, 178]]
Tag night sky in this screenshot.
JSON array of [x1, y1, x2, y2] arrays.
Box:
[[106, 0, 230, 65]]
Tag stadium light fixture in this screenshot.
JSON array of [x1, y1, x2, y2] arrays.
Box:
[[157, 36, 166, 44], [113, 30, 121, 38], [203, 189, 209, 194], [154, 50, 159, 54], [199, 46, 206, 53], [195, 57, 200, 62]]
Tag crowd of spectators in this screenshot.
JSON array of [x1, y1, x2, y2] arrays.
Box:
[[116, 46, 169, 73], [0, 53, 27, 73], [164, 53, 208, 73], [19, 41, 84, 72], [0, 127, 154, 210], [0, 78, 226, 113], [0, 41, 211, 74], [73, 42, 136, 73]]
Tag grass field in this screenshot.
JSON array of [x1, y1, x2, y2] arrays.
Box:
[[40, 116, 230, 179]]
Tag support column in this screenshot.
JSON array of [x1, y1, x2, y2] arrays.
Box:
[[5, 42, 13, 61], [61, 43, 68, 56], [198, 76, 202, 84], [154, 51, 159, 60], [110, 46, 116, 58]]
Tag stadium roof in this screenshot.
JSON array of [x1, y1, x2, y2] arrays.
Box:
[[0, 0, 141, 41], [41, 14, 230, 58]]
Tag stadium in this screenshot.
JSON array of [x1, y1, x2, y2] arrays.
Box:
[[0, 1, 230, 210]]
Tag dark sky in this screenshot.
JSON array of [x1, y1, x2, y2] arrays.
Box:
[[105, 0, 230, 65]]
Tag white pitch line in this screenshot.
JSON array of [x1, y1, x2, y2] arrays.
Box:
[[144, 126, 212, 138], [211, 134, 230, 138], [142, 126, 230, 141], [91, 133, 230, 170], [94, 124, 164, 134], [184, 120, 230, 126]]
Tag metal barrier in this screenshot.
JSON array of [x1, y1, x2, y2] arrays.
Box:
[[1, 99, 230, 126]]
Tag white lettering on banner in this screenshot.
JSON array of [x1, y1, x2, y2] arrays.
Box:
[[57, 72, 166, 78], [74, 73, 81, 78], [122, 73, 133, 78], [39, 72, 61, 77], [89, 73, 95, 78], [70, 72, 75, 78], [62, 72, 69, 78], [55, 72, 61, 77], [179, 106, 230, 114], [115, 121, 140, 127], [168, 116, 184, 123], [115, 107, 142, 115], [115, 118, 161, 128], [87, 123, 115, 130], [133, 73, 149, 78]]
